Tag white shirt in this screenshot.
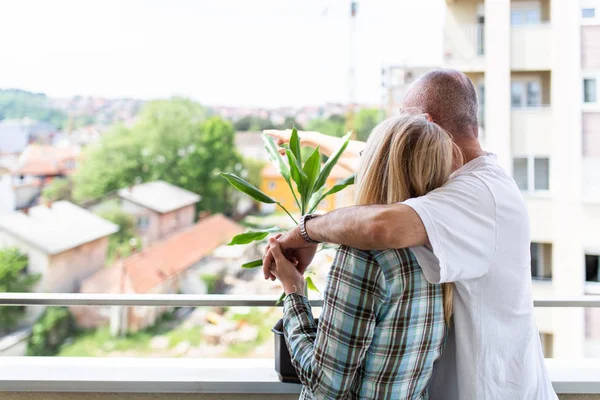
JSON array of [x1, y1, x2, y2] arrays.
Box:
[[403, 154, 557, 400]]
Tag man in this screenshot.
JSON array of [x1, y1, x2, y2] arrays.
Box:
[[264, 69, 557, 400]]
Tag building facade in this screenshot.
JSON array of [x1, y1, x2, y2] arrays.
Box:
[[443, 0, 600, 358]]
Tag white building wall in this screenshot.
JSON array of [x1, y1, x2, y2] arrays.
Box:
[[0, 174, 15, 216]]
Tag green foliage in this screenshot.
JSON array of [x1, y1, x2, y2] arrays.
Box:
[[200, 273, 219, 294], [26, 307, 75, 356], [73, 98, 240, 214], [306, 114, 346, 138], [222, 128, 355, 298], [0, 248, 40, 331], [277, 116, 303, 131], [354, 108, 383, 141], [41, 178, 73, 202], [234, 116, 274, 131], [95, 205, 138, 263], [0, 89, 67, 128]]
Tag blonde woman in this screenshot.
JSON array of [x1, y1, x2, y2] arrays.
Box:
[[267, 113, 458, 400]]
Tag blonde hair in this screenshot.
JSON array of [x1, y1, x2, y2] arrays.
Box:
[[355, 113, 460, 325]]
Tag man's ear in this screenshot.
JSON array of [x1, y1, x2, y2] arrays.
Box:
[[424, 113, 433, 122]]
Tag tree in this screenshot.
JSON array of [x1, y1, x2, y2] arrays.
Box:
[[0, 89, 67, 128], [41, 178, 73, 203], [234, 116, 274, 132], [353, 108, 382, 141], [277, 116, 303, 131], [0, 248, 40, 332], [73, 98, 241, 214], [241, 157, 267, 189], [96, 205, 139, 263], [306, 114, 346, 138]]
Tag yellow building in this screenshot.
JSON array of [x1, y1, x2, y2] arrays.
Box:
[[260, 163, 354, 214]]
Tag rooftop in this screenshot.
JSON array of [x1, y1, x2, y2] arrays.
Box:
[[81, 214, 244, 294], [13, 144, 79, 176], [0, 201, 118, 255], [117, 180, 201, 214]]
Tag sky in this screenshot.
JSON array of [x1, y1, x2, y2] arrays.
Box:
[[0, 0, 444, 107]]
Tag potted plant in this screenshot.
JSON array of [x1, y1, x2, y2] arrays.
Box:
[[220, 128, 354, 383]]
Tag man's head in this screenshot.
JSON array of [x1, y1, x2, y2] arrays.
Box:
[[403, 69, 479, 139]]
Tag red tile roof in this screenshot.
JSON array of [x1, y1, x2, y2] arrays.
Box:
[[14, 144, 79, 176], [81, 214, 244, 294]]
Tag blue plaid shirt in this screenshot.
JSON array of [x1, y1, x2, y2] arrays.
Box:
[[283, 246, 446, 399]]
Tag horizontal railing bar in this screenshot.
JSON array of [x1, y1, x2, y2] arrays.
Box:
[[0, 293, 599, 308], [0, 293, 324, 307]]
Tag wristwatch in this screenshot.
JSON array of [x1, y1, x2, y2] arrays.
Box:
[[299, 214, 321, 244]]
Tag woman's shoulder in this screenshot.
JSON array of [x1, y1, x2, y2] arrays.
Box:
[[334, 246, 419, 275]]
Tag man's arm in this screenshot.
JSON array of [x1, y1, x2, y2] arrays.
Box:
[[306, 204, 427, 250], [263, 204, 427, 280]]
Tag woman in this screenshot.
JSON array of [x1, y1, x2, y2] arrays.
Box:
[[266, 113, 459, 399]]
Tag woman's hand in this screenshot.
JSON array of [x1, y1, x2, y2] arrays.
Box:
[[267, 238, 306, 295], [263, 129, 318, 155]]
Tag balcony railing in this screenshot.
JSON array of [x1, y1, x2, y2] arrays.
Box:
[[0, 293, 600, 400]]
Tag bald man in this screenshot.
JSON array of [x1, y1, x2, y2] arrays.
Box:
[[263, 69, 557, 400]]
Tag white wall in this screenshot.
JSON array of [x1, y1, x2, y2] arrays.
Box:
[[0, 174, 15, 216]]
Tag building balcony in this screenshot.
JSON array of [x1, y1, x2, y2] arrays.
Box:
[[511, 23, 553, 71], [443, 24, 485, 73], [0, 294, 599, 399], [511, 106, 553, 155]]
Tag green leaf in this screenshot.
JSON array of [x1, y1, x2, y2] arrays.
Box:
[[302, 147, 322, 203], [285, 147, 307, 194], [241, 259, 263, 269], [228, 230, 270, 245], [289, 128, 302, 165], [313, 131, 351, 193], [262, 134, 290, 181], [308, 175, 355, 214], [305, 276, 320, 293], [220, 172, 276, 204]]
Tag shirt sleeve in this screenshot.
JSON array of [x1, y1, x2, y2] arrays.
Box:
[[282, 247, 384, 399], [402, 173, 496, 283]]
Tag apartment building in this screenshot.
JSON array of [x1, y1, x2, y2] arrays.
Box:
[[442, 0, 600, 358]]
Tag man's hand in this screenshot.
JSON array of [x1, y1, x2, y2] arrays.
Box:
[[266, 239, 306, 295], [263, 226, 318, 281]]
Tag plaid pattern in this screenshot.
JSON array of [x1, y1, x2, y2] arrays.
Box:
[[283, 246, 446, 400]]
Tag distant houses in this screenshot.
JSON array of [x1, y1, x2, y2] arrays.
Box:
[[73, 214, 244, 333], [115, 181, 201, 246], [0, 201, 118, 322], [11, 144, 79, 209]]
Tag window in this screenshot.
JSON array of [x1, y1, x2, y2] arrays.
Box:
[[476, 16, 485, 56], [534, 157, 549, 191], [513, 156, 550, 192], [531, 242, 552, 280], [512, 81, 542, 107], [582, 8, 596, 18], [478, 83, 485, 128], [511, 82, 525, 108], [513, 157, 528, 190], [511, 9, 541, 25], [586, 254, 600, 283], [527, 82, 541, 107], [584, 78, 597, 103], [136, 215, 150, 230], [268, 182, 276, 190]]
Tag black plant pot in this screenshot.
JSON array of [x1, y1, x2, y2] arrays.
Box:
[[272, 318, 318, 384]]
